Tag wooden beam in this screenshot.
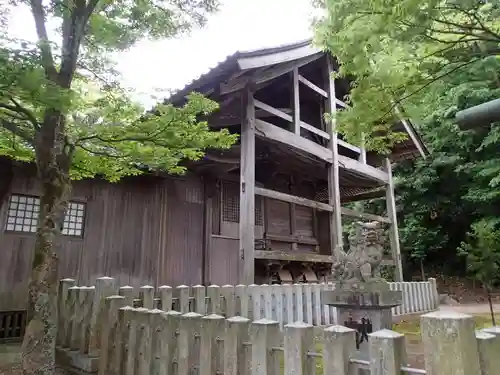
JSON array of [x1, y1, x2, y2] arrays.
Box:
[[338, 154, 389, 183], [254, 99, 293, 122], [239, 88, 256, 284], [358, 133, 367, 164], [299, 122, 363, 155], [300, 121, 329, 139], [255, 250, 334, 263], [340, 207, 391, 224], [236, 44, 322, 69], [265, 233, 319, 246], [220, 53, 323, 95], [325, 56, 343, 250], [298, 74, 327, 97], [292, 68, 300, 134], [338, 139, 361, 153], [395, 108, 427, 159], [255, 250, 395, 265], [384, 158, 404, 282], [255, 187, 333, 212], [335, 98, 349, 108], [255, 118, 387, 183], [255, 119, 332, 162]]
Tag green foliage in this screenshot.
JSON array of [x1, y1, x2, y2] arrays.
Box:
[[459, 218, 500, 286], [313, 0, 500, 152], [314, 0, 500, 279], [0, 0, 235, 182]]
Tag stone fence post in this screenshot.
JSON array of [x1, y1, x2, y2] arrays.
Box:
[[57, 278, 76, 346], [428, 277, 439, 308], [224, 316, 251, 375], [421, 311, 481, 374], [283, 322, 315, 375], [251, 319, 281, 375], [89, 276, 117, 357]]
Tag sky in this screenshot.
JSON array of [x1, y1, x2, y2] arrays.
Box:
[[7, 0, 317, 106]]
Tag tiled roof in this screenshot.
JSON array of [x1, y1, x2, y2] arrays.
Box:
[[165, 39, 313, 104]]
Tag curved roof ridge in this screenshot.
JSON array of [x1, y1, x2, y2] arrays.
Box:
[[165, 38, 316, 104]]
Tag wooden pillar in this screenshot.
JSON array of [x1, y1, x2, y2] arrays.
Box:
[[384, 157, 404, 281], [239, 87, 256, 284], [325, 56, 343, 250], [202, 177, 214, 285], [292, 67, 300, 135]]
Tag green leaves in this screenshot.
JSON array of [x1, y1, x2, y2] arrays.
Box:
[[313, 0, 500, 152], [68, 91, 237, 181], [0, 0, 235, 183], [459, 218, 500, 286]]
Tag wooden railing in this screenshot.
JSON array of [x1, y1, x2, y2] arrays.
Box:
[[57, 290, 498, 375]]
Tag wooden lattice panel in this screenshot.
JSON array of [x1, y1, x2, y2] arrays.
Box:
[[0, 310, 26, 343]]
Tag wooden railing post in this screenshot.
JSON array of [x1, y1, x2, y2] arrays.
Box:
[[421, 311, 481, 374], [57, 278, 76, 346], [200, 314, 225, 375], [89, 276, 117, 357], [322, 325, 357, 375], [224, 316, 251, 375], [251, 319, 281, 375], [284, 322, 315, 375], [368, 329, 407, 375]]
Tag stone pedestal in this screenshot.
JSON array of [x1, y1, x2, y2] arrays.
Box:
[[322, 281, 402, 362]]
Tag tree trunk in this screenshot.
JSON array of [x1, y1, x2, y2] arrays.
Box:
[[484, 284, 496, 326], [420, 259, 426, 281], [21, 111, 72, 375]]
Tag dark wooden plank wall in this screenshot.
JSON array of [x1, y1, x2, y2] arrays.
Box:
[[0, 166, 205, 311], [207, 176, 323, 278]]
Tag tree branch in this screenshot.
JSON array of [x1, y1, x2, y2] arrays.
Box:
[[59, 0, 88, 88], [85, 0, 101, 18], [8, 97, 40, 129], [0, 101, 39, 129], [77, 143, 125, 158], [378, 58, 482, 123], [0, 118, 35, 144], [29, 0, 58, 81]]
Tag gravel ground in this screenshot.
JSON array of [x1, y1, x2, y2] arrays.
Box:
[[439, 303, 500, 314]]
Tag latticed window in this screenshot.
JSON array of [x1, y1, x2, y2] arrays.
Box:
[[4, 194, 86, 237], [61, 202, 85, 236], [4, 195, 39, 233], [221, 182, 263, 225]]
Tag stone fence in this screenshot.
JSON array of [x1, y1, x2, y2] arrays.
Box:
[[56, 291, 500, 375], [56, 277, 439, 337]]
